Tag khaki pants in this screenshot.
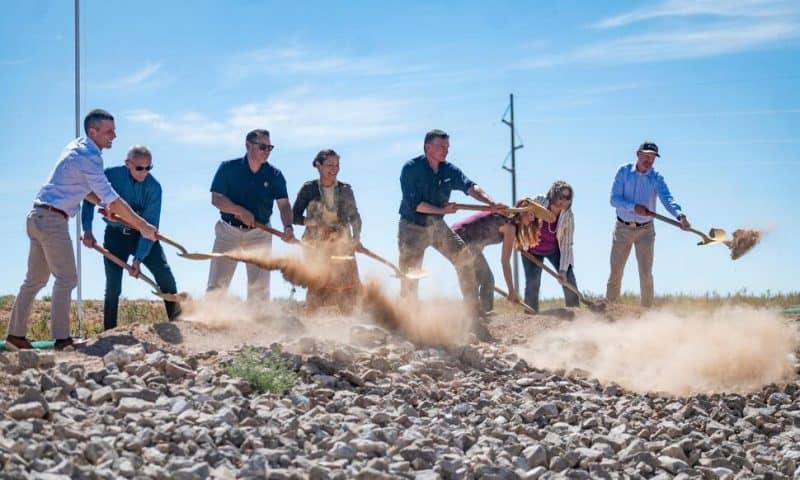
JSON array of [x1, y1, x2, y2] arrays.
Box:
[[606, 220, 656, 307], [9, 208, 77, 340], [206, 220, 272, 302]]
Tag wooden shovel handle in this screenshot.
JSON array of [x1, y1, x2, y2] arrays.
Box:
[[518, 249, 582, 299], [97, 208, 187, 253], [355, 245, 403, 276], [90, 244, 158, 290], [493, 286, 536, 314], [646, 210, 710, 241]]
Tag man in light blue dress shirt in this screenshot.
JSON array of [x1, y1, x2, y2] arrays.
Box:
[[6, 109, 158, 351], [606, 141, 691, 307], [81, 145, 180, 330]]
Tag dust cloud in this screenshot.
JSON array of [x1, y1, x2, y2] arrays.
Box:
[[516, 306, 797, 396], [728, 228, 763, 260]]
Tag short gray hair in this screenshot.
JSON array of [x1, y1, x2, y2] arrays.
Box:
[[126, 145, 152, 161]]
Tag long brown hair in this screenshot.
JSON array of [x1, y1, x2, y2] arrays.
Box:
[[508, 198, 541, 250]]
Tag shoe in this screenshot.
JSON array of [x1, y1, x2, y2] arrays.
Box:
[[473, 321, 497, 343], [5, 335, 33, 350], [54, 337, 82, 351]]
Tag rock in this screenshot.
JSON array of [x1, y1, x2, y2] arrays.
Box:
[[117, 397, 154, 414], [90, 386, 114, 405], [8, 402, 46, 420], [522, 445, 548, 469], [18, 350, 41, 370]]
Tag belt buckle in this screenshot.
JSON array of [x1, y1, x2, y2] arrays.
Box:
[[121, 226, 133, 235]]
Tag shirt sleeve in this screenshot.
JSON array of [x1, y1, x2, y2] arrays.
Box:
[[610, 165, 635, 211], [292, 183, 312, 226], [558, 209, 575, 272], [134, 182, 161, 260], [273, 171, 288, 200], [400, 162, 422, 211], [210, 163, 228, 194], [80, 199, 95, 232], [77, 154, 119, 206], [450, 164, 475, 194], [345, 185, 362, 241], [656, 173, 683, 218]]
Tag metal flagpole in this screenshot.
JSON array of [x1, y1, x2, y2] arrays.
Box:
[[74, 0, 83, 337], [502, 93, 523, 294]]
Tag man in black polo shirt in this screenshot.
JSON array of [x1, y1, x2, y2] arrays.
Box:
[[398, 129, 505, 321], [207, 129, 294, 302]]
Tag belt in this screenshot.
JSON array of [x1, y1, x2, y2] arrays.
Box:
[[223, 218, 253, 230], [617, 216, 651, 228], [109, 225, 137, 236], [34, 204, 68, 219]]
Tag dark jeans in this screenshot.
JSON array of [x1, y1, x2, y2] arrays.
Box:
[[103, 227, 180, 330], [521, 250, 579, 312], [397, 217, 477, 311]]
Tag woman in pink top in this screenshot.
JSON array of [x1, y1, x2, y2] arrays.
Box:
[[522, 181, 579, 313]]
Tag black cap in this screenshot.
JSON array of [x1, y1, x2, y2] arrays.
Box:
[[638, 141, 660, 157]]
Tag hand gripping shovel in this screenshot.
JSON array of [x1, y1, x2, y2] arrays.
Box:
[[90, 244, 188, 303], [493, 286, 537, 314], [355, 244, 428, 280], [644, 209, 727, 246], [96, 208, 217, 260], [519, 249, 606, 312], [453, 202, 556, 222]]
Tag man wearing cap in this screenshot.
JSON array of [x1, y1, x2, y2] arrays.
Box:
[[81, 145, 181, 330], [6, 109, 158, 350], [206, 129, 294, 302], [606, 141, 690, 308]]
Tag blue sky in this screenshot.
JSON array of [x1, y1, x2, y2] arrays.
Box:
[[1, 0, 798, 302]]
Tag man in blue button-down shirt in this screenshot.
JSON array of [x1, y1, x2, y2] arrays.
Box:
[[398, 129, 505, 330], [6, 109, 158, 351], [606, 141, 691, 307], [81, 145, 180, 330]]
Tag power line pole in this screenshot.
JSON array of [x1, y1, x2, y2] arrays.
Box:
[[502, 93, 523, 294], [74, 0, 83, 337]]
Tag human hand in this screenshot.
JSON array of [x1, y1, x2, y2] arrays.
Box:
[[282, 226, 295, 243], [508, 290, 520, 303], [140, 222, 158, 241], [634, 204, 651, 217], [442, 203, 458, 215], [557, 272, 568, 285], [81, 231, 96, 247], [129, 259, 142, 278], [235, 208, 255, 228], [678, 215, 691, 230]]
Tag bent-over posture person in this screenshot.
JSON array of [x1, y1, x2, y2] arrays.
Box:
[[292, 149, 362, 313], [81, 145, 181, 330], [452, 198, 541, 314], [522, 181, 580, 313], [206, 129, 294, 302], [606, 141, 690, 308], [6, 109, 157, 350]]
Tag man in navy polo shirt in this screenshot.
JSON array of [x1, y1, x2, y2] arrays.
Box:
[[206, 129, 294, 302], [398, 129, 506, 321]]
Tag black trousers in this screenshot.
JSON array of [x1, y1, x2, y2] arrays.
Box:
[[103, 227, 180, 330]]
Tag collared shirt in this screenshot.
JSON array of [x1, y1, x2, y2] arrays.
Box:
[[610, 163, 682, 224], [210, 156, 288, 225], [34, 137, 119, 217], [398, 155, 475, 225], [81, 166, 163, 260]]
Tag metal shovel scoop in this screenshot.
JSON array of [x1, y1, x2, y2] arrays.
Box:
[[355, 245, 428, 279], [90, 244, 188, 303], [646, 210, 727, 245]]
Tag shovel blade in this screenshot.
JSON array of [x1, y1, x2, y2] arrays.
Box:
[[708, 228, 727, 241], [178, 252, 226, 260]]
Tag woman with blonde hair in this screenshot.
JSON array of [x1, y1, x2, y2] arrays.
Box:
[[452, 197, 541, 315], [292, 149, 362, 313], [522, 180, 579, 313]]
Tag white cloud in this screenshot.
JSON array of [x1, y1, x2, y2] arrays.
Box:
[[126, 93, 410, 148], [594, 0, 798, 29], [224, 45, 425, 81], [101, 62, 162, 89], [516, 20, 800, 69]]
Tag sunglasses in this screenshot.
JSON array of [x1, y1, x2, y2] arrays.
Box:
[[134, 165, 153, 172], [249, 141, 275, 152]]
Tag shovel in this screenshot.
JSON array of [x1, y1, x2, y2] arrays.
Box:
[[355, 245, 428, 280], [96, 208, 211, 259], [453, 203, 556, 222], [253, 221, 355, 261], [519, 249, 606, 312], [644, 209, 727, 246], [89, 244, 188, 303], [493, 286, 537, 314]]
